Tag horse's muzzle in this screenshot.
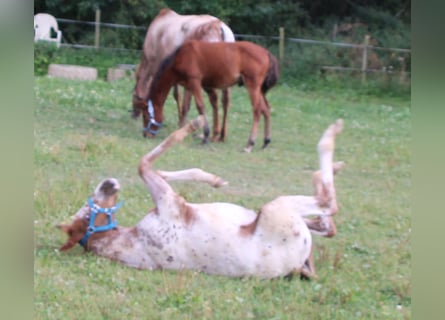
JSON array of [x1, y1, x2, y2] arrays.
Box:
[[131, 110, 141, 119], [143, 120, 163, 137]]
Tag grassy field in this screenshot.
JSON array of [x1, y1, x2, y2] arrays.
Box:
[[34, 76, 410, 319]]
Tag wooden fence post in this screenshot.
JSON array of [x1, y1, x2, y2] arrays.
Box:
[[279, 27, 284, 63], [361, 34, 370, 83], [399, 56, 406, 84], [95, 9, 101, 49], [332, 23, 337, 41]]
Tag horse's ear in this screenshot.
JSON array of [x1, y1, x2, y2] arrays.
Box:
[[57, 220, 87, 251], [59, 236, 84, 251], [57, 224, 71, 234]]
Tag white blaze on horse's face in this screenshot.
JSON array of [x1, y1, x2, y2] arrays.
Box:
[[147, 99, 155, 118]]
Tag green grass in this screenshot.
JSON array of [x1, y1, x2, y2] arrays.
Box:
[[34, 76, 410, 319]]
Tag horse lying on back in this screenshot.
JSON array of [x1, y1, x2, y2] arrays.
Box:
[[133, 8, 235, 141], [142, 40, 279, 152], [58, 116, 344, 279]]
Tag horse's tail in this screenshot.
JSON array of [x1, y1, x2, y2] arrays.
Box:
[[261, 52, 280, 94]]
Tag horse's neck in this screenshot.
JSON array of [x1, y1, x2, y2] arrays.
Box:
[[89, 225, 159, 268], [150, 69, 175, 108], [89, 227, 136, 254]]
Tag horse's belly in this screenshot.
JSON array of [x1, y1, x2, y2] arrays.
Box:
[[172, 203, 311, 278], [173, 203, 259, 276], [201, 68, 240, 89]]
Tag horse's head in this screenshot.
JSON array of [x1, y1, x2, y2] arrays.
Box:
[[57, 178, 122, 251], [140, 99, 164, 138], [132, 62, 164, 137], [131, 94, 163, 138], [132, 63, 149, 119], [132, 92, 146, 119]]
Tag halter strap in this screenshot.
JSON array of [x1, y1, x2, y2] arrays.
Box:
[[143, 99, 163, 135], [78, 198, 123, 247]]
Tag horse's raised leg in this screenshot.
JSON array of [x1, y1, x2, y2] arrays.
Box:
[[219, 88, 231, 142], [316, 119, 344, 215], [305, 120, 344, 238], [304, 216, 337, 238], [139, 116, 206, 208], [157, 168, 228, 188]]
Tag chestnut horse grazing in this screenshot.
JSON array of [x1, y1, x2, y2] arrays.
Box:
[[132, 8, 235, 141], [58, 116, 344, 279], [143, 40, 279, 152]]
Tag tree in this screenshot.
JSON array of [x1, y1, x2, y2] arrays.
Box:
[[34, 0, 410, 49]]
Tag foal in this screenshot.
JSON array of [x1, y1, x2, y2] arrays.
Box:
[[143, 40, 279, 152], [58, 116, 343, 279]]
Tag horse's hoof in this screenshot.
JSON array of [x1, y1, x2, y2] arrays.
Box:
[[213, 178, 229, 188], [262, 138, 271, 149], [143, 133, 156, 139]]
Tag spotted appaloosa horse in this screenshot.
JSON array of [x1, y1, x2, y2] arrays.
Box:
[[142, 40, 279, 152], [132, 8, 235, 141], [58, 116, 344, 279]]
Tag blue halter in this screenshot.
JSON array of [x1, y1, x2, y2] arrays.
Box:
[[79, 198, 123, 247], [143, 99, 163, 135]]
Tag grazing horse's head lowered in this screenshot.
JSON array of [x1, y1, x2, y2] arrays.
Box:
[[132, 8, 235, 140], [58, 116, 344, 279]]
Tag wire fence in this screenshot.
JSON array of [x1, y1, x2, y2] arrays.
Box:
[[52, 16, 411, 84]]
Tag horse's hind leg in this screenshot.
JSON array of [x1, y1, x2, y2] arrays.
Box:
[[317, 119, 344, 215], [261, 95, 272, 149], [300, 250, 317, 279], [304, 216, 337, 238], [305, 121, 344, 238], [157, 168, 228, 188], [244, 84, 265, 152]]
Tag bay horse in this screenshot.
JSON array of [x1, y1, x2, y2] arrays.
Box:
[[132, 8, 235, 141], [144, 40, 279, 152], [58, 116, 344, 279]]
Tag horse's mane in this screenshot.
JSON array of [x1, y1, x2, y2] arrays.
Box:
[[148, 46, 181, 99]]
